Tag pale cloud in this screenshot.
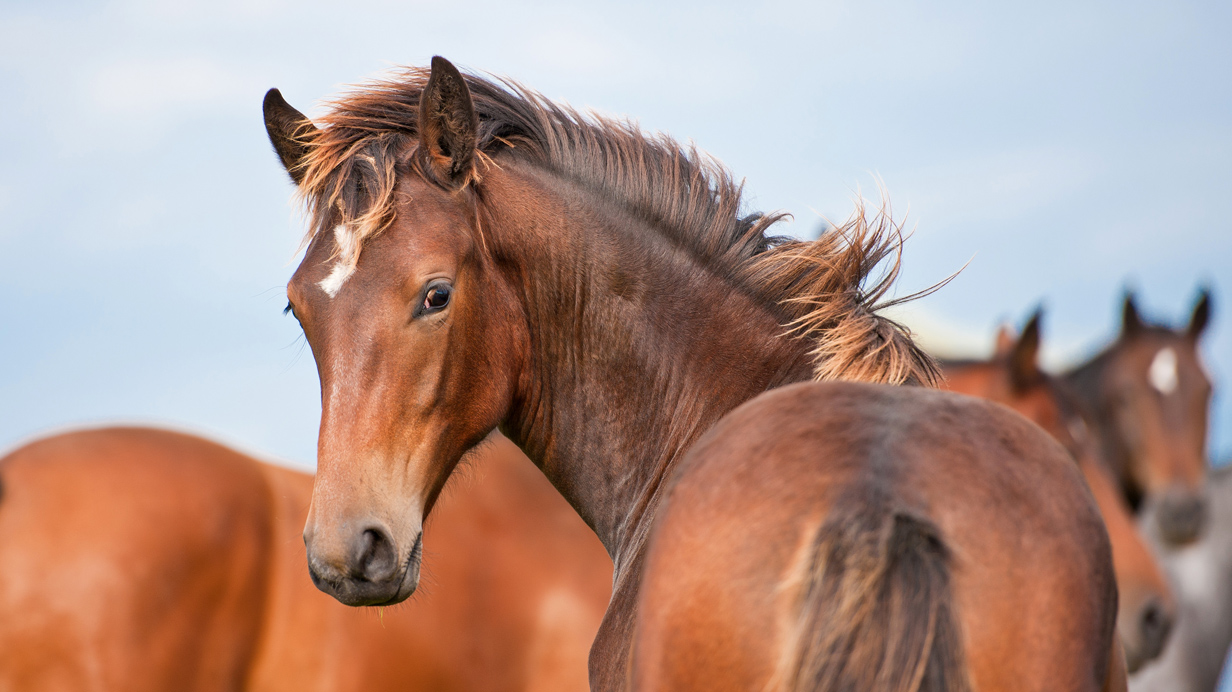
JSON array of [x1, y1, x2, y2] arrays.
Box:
[[882, 302, 994, 359], [883, 301, 1096, 372], [87, 56, 257, 119], [113, 0, 293, 25], [895, 147, 1101, 231]]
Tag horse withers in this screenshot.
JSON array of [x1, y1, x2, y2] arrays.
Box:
[[1067, 291, 1213, 545], [266, 57, 1123, 691], [941, 310, 1176, 673]]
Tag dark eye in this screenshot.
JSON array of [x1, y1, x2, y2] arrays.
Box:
[[422, 282, 452, 313]]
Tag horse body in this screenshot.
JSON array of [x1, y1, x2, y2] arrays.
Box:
[[940, 313, 1175, 672], [0, 427, 610, 691], [635, 382, 1115, 692], [0, 427, 271, 692], [266, 57, 1123, 691]]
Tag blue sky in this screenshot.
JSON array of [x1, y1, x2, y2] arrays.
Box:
[[0, 0, 1228, 469]]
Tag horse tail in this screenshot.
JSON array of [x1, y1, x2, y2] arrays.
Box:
[[777, 508, 970, 692]]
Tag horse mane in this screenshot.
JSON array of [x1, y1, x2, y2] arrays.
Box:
[[293, 65, 940, 387]]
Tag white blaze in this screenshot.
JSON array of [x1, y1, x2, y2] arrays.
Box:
[[1149, 347, 1179, 395], [318, 262, 355, 298], [318, 224, 359, 298]]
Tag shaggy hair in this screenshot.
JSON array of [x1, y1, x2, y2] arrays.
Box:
[[290, 66, 941, 386]]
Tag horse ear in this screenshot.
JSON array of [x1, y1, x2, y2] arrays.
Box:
[[419, 56, 479, 189], [1122, 292, 1144, 338], [263, 89, 318, 186], [1188, 287, 1212, 340], [993, 325, 1016, 358], [1010, 308, 1043, 393]]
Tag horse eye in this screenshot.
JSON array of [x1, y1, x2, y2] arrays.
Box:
[[423, 283, 452, 312]]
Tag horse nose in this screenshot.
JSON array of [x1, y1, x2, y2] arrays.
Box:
[[1156, 490, 1206, 545], [305, 523, 396, 583], [1135, 597, 1174, 666], [304, 521, 417, 606]]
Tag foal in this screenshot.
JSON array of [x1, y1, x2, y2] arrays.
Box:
[[265, 57, 1122, 691]]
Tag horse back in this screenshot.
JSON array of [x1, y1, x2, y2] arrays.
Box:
[[632, 382, 1118, 692], [0, 427, 274, 692]]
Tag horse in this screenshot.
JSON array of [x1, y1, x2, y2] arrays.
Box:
[[1066, 291, 1213, 545], [0, 427, 610, 691], [1131, 464, 1232, 692], [939, 310, 1176, 672], [264, 56, 1123, 691]]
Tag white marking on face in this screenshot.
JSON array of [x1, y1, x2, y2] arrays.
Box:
[[318, 262, 355, 298], [318, 224, 359, 298], [1149, 347, 1179, 395]]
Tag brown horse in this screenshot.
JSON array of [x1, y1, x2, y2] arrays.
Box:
[[0, 427, 610, 691], [265, 57, 1121, 691], [1066, 291, 1213, 545], [941, 310, 1176, 673]]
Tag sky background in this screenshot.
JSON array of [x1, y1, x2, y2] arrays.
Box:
[[0, 0, 1228, 472]]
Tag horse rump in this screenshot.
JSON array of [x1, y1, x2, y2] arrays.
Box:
[[777, 507, 970, 692]]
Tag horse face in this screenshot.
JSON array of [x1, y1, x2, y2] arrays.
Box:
[[272, 58, 523, 606], [1102, 294, 1212, 544], [289, 177, 519, 605]]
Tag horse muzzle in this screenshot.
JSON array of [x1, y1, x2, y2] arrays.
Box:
[[1119, 593, 1175, 673], [1154, 487, 1207, 546], [305, 523, 423, 606]]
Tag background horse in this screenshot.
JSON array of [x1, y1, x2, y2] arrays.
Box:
[[0, 427, 610, 691], [265, 57, 1122, 691], [939, 311, 1175, 672], [1066, 291, 1213, 545], [1131, 464, 1232, 692]]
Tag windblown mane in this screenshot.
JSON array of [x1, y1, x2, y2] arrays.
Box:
[[292, 66, 940, 386]]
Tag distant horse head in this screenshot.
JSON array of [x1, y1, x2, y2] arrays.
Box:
[[1068, 290, 1213, 545], [264, 58, 935, 607], [942, 309, 1176, 672]]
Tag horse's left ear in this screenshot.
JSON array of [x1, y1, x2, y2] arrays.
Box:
[[1188, 287, 1212, 340], [1009, 308, 1043, 393], [419, 56, 479, 189]]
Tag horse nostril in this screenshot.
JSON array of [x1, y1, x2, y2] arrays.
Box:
[[355, 527, 398, 583], [1138, 597, 1173, 662]]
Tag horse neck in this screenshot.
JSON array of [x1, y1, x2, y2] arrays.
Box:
[[1065, 349, 1137, 497], [483, 162, 815, 564]]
